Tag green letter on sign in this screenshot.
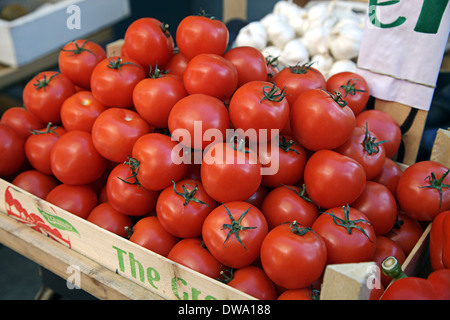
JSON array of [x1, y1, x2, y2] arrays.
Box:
[[369, 0, 407, 28], [414, 0, 449, 34]]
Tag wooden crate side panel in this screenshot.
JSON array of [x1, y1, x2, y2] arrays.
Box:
[[0, 179, 254, 300]]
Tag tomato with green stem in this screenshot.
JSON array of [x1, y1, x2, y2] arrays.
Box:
[[58, 39, 107, 90], [156, 179, 217, 238], [0, 123, 26, 177], [385, 213, 424, 257], [87, 202, 132, 238], [429, 210, 450, 270], [371, 157, 402, 196], [260, 221, 327, 289], [202, 201, 268, 269], [277, 288, 320, 300], [12, 170, 59, 199], [0, 107, 45, 139]]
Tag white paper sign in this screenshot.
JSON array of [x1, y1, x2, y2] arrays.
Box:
[[356, 0, 450, 111]]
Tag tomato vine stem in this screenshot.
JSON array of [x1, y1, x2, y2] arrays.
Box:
[[339, 78, 367, 98], [172, 180, 209, 207], [221, 203, 256, 251], [33, 73, 59, 91], [362, 122, 389, 156], [30, 122, 60, 137], [420, 168, 450, 211], [117, 156, 142, 186], [61, 40, 96, 56]]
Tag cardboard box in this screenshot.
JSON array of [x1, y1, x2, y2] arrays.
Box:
[[0, 0, 131, 67]]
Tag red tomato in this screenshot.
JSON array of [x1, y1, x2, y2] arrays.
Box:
[[245, 184, 269, 210], [50, 131, 107, 185], [45, 184, 98, 219], [168, 93, 230, 150], [228, 81, 290, 143], [277, 288, 319, 300], [12, 170, 59, 199], [25, 124, 67, 175], [273, 63, 326, 106], [133, 70, 187, 129], [183, 53, 238, 100], [261, 185, 319, 230], [350, 181, 398, 235], [355, 109, 401, 159], [371, 157, 403, 196], [106, 160, 159, 217], [396, 161, 450, 221], [326, 71, 370, 115], [129, 216, 179, 257], [202, 201, 268, 269], [165, 52, 189, 79], [290, 89, 355, 151], [334, 125, 387, 180], [60, 91, 107, 132], [427, 269, 450, 300], [23, 71, 76, 124], [312, 205, 376, 264], [0, 107, 45, 139], [0, 123, 26, 177], [90, 56, 145, 108], [429, 210, 450, 270], [176, 13, 229, 60], [385, 213, 424, 257], [258, 135, 307, 188], [132, 133, 188, 191], [371, 236, 406, 288], [167, 237, 224, 279], [87, 202, 132, 237], [123, 18, 174, 70], [91, 108, 152, 163], [58, 39, 107, 90], [201, 139, 262, 203], [156, 179, 217, 238], [225, 265, 278, 300], [304, 149, 366, 209], [223, 46, 268, 88], [260, 221, 327, 289]]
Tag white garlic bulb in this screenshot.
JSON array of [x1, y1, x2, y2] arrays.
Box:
[[278, 38, 309, 69], [301, 26, 330, 56], [266, 19, 296, 49], [235, 21, 267, 50], [310, 53, 334, 77], [328, 59, 357, 78], [328, 21, 363, 60]]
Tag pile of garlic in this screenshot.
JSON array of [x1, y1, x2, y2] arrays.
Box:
[[233, 0, 367, 79]]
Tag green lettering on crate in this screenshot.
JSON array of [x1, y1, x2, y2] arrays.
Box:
[[146, 267, 160, 290], [129, 252, 145, 283], [368, 0, 407, 28], [112, 245, 127, 272], [172, 277, 189, 300], [414, 0, 449, 34]]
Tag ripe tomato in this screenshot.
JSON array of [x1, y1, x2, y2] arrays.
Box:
[[123, 18, 174, 70], [355, 109, 401, 158], [23, 71, 76, 124], [12, 170, 59, 199], [90, 56, 145, 108], [132, 132, 188, 191], [396, 161, 450, 221], [167, 237, 224, 279], [201, 138, 262, 203], [245, 184, 269, 210], [50, 130, 107, 185], [202, 201, 268, 269], [176, 12, 229, 60], [25, 124, 66, 175], [312, 204, 376, 264], [0, 107, 45, 139], [261, 185, 319, 230], [183, 53, 238, 100], [129, 216, 179, 257], [429, 210, 450, 270], [0, 123, 26, 177], [169, 93, 230, 150], [58, 39, 107, 90], [381, 277, 437, 300], [277, 288, 319, 300], [350, 181, 398, 235], [334, 125, 387, 180], [60, 91, 107, 132], [223, 46, 268, 88], [273, 63, 326, 106], [87, 202, 132, 238], [260, 221, 327, 289], [106, 160, 159, 217], [371, 235, 406, 288], [45, 183, 98, 219], [385, 213, 424, 257], [290, 89, 355, 151], [91, 108, 152, 163], [371, 157, 403, 196], [258, 135, 307, 188], [427, 269, 450, 300], [228, 81, 289, 143], [165, 52, 189, 79], [326, 71, 370, 115], [224, 265, 278, 300], [133, 69, 187, 129], [156, 179, 217, 238], [304, 149, 366, 209]]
